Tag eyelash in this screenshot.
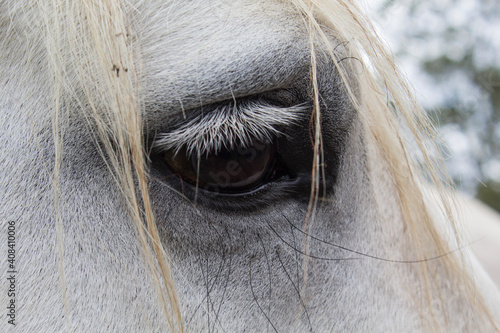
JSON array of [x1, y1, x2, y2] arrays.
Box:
[[151, 99, 307, 157]]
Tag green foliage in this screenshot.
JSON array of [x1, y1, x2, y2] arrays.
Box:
[[476, 181, 500, 213], [375, 0, 500, 212]]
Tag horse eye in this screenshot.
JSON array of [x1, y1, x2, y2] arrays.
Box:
[[163, 140, 278, 194]]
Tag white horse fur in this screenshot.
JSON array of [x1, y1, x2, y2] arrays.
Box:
[[1, 0, 499, 332]]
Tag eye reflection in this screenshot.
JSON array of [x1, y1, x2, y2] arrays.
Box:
[[163, 140, 277, 194]]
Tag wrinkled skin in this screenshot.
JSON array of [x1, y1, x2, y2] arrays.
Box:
[[1, 1, 499, 332]]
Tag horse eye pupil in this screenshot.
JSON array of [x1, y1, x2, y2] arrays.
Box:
[[163, 140, 276, 194]]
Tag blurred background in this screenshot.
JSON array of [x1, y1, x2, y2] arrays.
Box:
[[365, 0, 500, 213]]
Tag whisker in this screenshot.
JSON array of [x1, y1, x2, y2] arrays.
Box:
[[257, 233, 273, 333], [275, 247, 314, 333], [249, 256, 280, 333], [282, 214, 470, 264], [267, 222, 358, 262]]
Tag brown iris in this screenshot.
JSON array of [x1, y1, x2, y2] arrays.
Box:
[[163, 140, 276, 194]]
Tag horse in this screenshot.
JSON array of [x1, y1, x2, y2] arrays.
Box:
[[1, 0, 499, 331]]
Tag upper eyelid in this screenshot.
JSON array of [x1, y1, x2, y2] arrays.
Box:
[[152, 100, 308, 157]]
